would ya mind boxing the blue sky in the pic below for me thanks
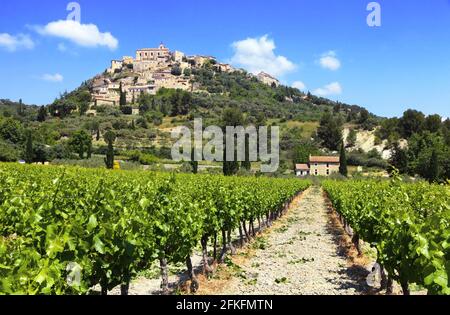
[0,0,449,118]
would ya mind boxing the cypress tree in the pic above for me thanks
[389,142,408,174]
[339,141,348,177]
[427,150,439,183]
[190,147,199,174]
[119,82,127,107]
[104,131,116,169]
[18,99,24,116]
[37,106,47,122]
[87,141,92,159]
[241,134,251,171]
[24,130,34,164]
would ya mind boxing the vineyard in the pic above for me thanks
[0,164,310,295]
[1,163,449,296]
[323,178,450,295]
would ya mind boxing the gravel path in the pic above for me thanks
[215,186,367,295]
[103,186,369,295]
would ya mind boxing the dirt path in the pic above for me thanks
[207,186,369,295]
[104,186,370,295]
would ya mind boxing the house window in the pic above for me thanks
[326,169,330,175]
[315,163,318,167]
[327,163,329,168]
[315,170,318,176]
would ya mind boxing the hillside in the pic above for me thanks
[1,44,449,180]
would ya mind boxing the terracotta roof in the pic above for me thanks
[309,156,340,163]
[295,164,310,170]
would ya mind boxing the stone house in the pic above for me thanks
[295,156,340,177]
[295,164,310,176]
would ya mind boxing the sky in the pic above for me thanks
[0,0,449,118]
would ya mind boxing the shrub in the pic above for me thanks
[0,140,19,162]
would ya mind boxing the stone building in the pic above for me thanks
[173,51,185,63]
[108,60,123,74]
[295,156,340,177]
[136,43,170,62]
[257,72,280,87]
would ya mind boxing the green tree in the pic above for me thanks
[339,142,348,177]
[190,147,199,174]
[37,106,47,122]
[138,93,153,114]
[407,131,446,180]
[171,65,182,76]
[78,102,90,116]
[399,109,425,138]
[294,141,320,163]
[170,90,191,116]
[119,82,127,107]
[183,68,192,77]
[222,108,243,176]
[17,99,24,116]
[333,104,341,114]
[0,140,19,162]
[0,118,25,144]
[317,111,343,151]
[443,119,450,146]
[424,114,442,133]
[104,131,116,169]
[241,134,251,171]
[76,90,92,116]
[24,130,34,164]
[346,129,357,148]
[427,150,439,183]
[389,142,408,174]
[69,130,92,159]
[34,143,53,164]
[358,109,369,124]
[376,118,400,141]
[49,99,76,118]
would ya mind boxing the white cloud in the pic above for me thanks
[35,20,118,50]
[292,81,306,91]
[0,33,35,52]
[230,35,297,78]
[318,51,341,71]
[41,73,64,82]
[313,82,342,96]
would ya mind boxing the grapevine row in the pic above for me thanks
[0,164,310,295]
[323,178,450,295]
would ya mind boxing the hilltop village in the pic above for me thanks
[90,43,280,107]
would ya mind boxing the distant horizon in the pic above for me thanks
[1,0,449,118]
